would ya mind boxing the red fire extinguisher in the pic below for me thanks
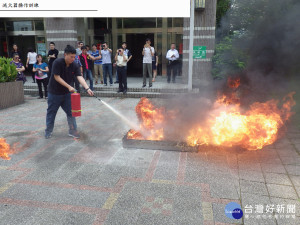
[71,92,81,117]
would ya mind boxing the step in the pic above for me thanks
[23,85,196,93]
[23,89,193,98]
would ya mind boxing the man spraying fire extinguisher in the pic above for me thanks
[45,45,94,139]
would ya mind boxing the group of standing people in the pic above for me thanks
[9,39,180,99]
[73,41,131,95]
[9,42,59,99]
[142,38,180,87]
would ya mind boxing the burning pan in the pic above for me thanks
[122,132,198,152]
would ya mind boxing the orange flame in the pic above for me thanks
[128,77,296,151]
[0,138,12,160]
[187,92,296,150]
[127,97,165,140]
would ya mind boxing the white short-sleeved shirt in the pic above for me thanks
[143,47,155,64]
[27,52,37,64]
[101,49,112,64]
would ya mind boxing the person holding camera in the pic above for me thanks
[90,44,103,85]
[115,48,128,94]
[142,38,155,87]
[101,42,113,86]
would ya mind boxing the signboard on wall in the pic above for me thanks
[37,43,46,56]
[193,46,206,59]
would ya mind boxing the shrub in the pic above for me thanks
[0,57,18,83]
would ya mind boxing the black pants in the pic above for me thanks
[28,64,35,82]
[117,66,127,91]
[167,61,178,82]
[37,78,48,98]
[71,75,81,93]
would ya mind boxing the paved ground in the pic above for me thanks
[0,95,300,225]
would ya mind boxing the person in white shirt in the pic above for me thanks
[166,43,180,83]
[26,47,37,83]
[115,48,128,94]
[142,38,155,87]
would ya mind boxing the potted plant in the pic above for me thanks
[0,56,24,109]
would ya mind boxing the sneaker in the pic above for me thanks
[45,132,52,139]
[68,130,80,139]
[123,89,127,94]
[149,84,152,87]
[104,84,107,86]
[142,85,146,88]
[101,81,104,84]
[110,84,113,86]
[117,90,123,93]
[45,97,48,99]
[37,96,43,99]
[95,81,98,85]
[114,81,119,84]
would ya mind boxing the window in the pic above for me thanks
[117,18,122,29]
[6,21,33,31]
[0,21,5,31]
[34,20,44,31]
[123,18,156,28]
[173,18,183,27]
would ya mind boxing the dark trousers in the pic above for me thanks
[28,64,35,82]
[103,63,113,85]
[45,92,77,134]
[72,75,81,93]
[36,78,48,98]
[117,66,127,91]
[167,61,178,82]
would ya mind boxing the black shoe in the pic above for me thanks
[45,132,52,139]
[37,96,43,99]
[117,90,123,93]
[142,85,146,88]
[149,84,152,87]
[123,90,127,94]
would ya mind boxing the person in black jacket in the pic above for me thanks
[79,46,94,91]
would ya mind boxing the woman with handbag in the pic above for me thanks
[33,54,49,99]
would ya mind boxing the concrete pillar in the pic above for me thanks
[45,18,78,57]
[182,0,217,87]
[162,18,168,76]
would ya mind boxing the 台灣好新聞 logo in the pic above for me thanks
[225,202,243,219]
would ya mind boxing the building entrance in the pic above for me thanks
[8,35,35,63]
[126,33,154,77]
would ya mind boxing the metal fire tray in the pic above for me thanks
[122,133,198,152]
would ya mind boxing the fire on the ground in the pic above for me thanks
[127,78,296,151]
